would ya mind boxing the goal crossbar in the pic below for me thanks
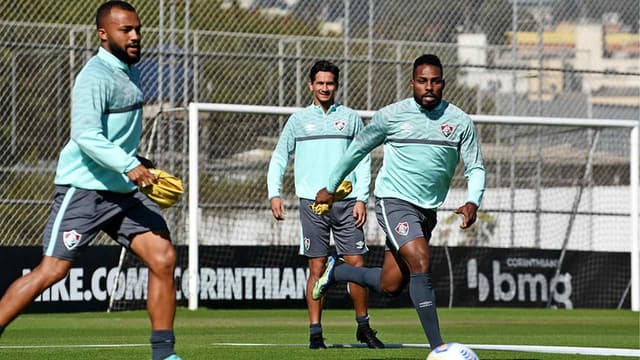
[187,102,639,311]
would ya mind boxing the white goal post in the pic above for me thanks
[187,102,639,311]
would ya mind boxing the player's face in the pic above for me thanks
[411,64,445,111]
[98,8,142,64]
[309,71,337,107]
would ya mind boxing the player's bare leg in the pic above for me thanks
[306,256,327,349]
[0,256,71,333]
[130,230,178,360]
[397,236,443,349]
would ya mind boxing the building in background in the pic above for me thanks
[458,12,639,118]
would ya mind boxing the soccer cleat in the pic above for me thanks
[356,325,384,349]
[163,355,182,360]
[311,256,336,300]
[309,333,327,349]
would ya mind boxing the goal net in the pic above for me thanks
[108,103,639,312]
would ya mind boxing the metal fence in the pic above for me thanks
[0,0,638,246]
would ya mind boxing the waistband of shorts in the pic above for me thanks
[375,197,437,213]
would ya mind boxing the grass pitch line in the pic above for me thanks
[211,342,640,357]
[0,343,147,350]
[468,344,640,358]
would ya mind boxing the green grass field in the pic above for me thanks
[0,308,638,359]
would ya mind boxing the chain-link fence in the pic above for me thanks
[1,0,638,247]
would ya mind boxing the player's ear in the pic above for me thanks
[308,81,314,91]
[97,27,108,41]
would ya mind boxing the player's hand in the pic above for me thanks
[270,197,286,221]
[454,202,478,229]
[314,188,334,208]
[127,164,157,189]
[353,201,366,228]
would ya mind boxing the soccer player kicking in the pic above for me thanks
[0,2,181,359]
[312,54,486,352]
[267,60,384,349]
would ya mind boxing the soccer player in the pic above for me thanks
[312,54,486,352]
[0,2,181,359]
[267,60,384,349]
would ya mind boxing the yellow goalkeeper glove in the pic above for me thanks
[141,169,184,209]
[310,180,352,216]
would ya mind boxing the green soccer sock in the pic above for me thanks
[150,329,175,360]
[409,273,443,349]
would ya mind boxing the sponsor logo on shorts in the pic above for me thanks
[63,230,82,250]
[394,222,409,236]
[333,120,346,131]
[355,240,365,249]
[440,124,455,137]
[304,237,311,251]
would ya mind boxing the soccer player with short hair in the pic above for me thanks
[312,54,486,353]
[0,2,181,359]
[267,60,384,349]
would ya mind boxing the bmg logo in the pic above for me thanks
[466,258,573,308]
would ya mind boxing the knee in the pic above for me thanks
[44,267,70,284]
[404,250,431,273]
[147,244,176,275]
[409,258,430,273]
[307,258,327,280]
[342,256,364,267]
[34,261,70,286]
[380,285,404,297]
[380,279,405,297]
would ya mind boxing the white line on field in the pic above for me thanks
[211,342,640,357]
[0,343,147,349]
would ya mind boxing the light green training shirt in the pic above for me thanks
[327,98,485,209]
[55,47,142,192]
[267,103,371,202]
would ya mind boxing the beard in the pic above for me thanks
[414,93,441,111]
[108,41,141,65]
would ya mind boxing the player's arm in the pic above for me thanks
[316,111,387,205]
[70,74,141,177]
[455,118,486,229]
[351,113,372,203]
[267,116,296,220]
[351,114,371,227]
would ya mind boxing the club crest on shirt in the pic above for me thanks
[440,124,455,138]
[333,120,346,131]
[63,230,82,250]
[304,237,311,251]
[394,222,409,236]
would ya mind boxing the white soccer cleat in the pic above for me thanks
[311,256,336,300]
